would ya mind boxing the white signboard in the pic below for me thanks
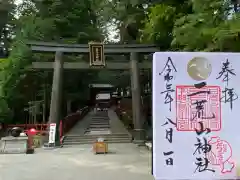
[152,52,240,180]
[48,123,56,144]
[96,93,110,100]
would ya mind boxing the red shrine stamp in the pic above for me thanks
[176,85,221,131]
[207,136,235,174]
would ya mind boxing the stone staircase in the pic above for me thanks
[63,110,132,145]
[63,134,133,145]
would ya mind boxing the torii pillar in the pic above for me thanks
[130,52,145,144]
[48,51,63,146]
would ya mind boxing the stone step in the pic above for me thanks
[90,125,109,126]
[90,123,109,125]
[65,134,131,139]
[85,129,111,134]
[91,119,109,120]
[63,141,132,145]
[91,121,109,122]
[63,138,132,145]
[91,119,108,121]
[92,116,108,117]
[91,118,109,119]
[85,130,110,132]
[90,121,110,124]
[88,126,110,128]
[91,117,109,119]
[86,129,110,132]
[88,126,110,127]
[91,117,108,119]
[86,129,110,131]
[85,130,111,133]
[88,124,109,126]
[90,121,109,122]
[92,116,108,118]
[92,117,109,119]
[64,136,132,141]
[90,122,109,124]
[91,120,109,121]
[93,116,108,117]
[90,122,110,126]
[89,124,109,126]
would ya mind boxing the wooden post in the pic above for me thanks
[42,84,46,123]
[130,52,145,144]
[67,99,71,114]
[33,101,37,124]
[48,51,63,146]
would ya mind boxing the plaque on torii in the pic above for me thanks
[89,42,105,67]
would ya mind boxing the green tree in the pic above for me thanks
[140,0,240,52]
[0,0,107,123]
[140,0,191,50]
[100,0,149,42]
[0,0,16,54]
[172,0,240,51]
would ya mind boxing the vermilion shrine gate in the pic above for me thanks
[27,41,157,145]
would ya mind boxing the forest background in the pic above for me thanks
[0,0,239,123]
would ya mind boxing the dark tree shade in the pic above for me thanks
[0,46,8,58]
[126,23,139,41]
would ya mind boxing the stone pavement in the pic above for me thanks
[0,143,154,180]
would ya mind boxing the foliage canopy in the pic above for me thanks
[0,0,239,123]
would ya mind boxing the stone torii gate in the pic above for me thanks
[27,41,157,145]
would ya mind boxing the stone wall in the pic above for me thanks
[116,96,152,140]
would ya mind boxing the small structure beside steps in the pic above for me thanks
[0,136,28,154]
[0,127,35,154]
